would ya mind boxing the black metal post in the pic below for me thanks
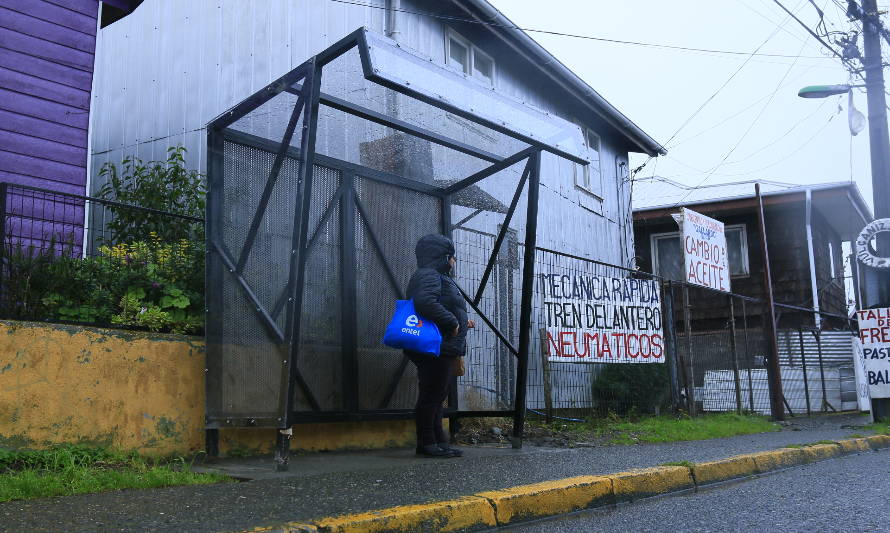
[682,284,696,415]
[741,298,756,412]
[512,150,541,449]
[662,281,683,412]
[728,296,743,414]
[341,174,358,413]
[755,183,785,421]
[798,328,812,416]
[205,428,219,458]
[278,61,323,471]
[813,329,836,413]
[0,183,7,310]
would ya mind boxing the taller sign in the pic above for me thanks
[674,208,731,292]
[857,307,890,399]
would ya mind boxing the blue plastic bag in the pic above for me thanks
[382,299,442,356]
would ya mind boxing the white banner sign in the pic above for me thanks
[677,208,731,292]
[857,307,890,399]
[853,338,873,413]
[540,273,664,364]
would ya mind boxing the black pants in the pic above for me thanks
[407,352,454,447]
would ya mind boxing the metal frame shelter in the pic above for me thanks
[205,27,587,470]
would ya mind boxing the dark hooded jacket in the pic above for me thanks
[406,234,468,358]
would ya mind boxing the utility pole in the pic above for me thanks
[844,0,890,419]
[859,0,890,307]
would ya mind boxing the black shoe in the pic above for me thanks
[437,442,463,457]
[415,444,459,458]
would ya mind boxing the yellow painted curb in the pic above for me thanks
[312,496,496,533]
[476,475,612,525]
[798,443,842,463]
[239,436,888,533]
[838,438,871,453]
[692,455,758,485]
[747,448,805,473]
[609,466,694,502]
[865,434,890,449]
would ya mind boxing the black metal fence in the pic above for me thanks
[0,182,205,334]
[513,247,860,421]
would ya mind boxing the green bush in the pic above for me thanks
[96,146,205,243]
[0,147,205,334]
[591,363,672,415]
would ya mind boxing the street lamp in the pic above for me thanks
[797,84,863,98]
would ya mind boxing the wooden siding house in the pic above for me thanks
[0,0,138,250]
[632,178,872,329]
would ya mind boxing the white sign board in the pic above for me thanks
[676,208,731,292]
[856,307,890,399]
[853,338,874,415]
[540,273,664,364]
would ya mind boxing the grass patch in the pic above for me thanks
[864,422,890,435]
[0,445,230,502]
[849,433,864,438]
[660,460,694,468]
[594,413,779,445]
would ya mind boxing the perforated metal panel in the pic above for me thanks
[208,132,448,423]
[354,178,442,410]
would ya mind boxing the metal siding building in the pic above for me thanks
[89,0,659,266]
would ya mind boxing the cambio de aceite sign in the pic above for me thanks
[856,307,890,399]
[541,272,664,364]
[677,208,731,292]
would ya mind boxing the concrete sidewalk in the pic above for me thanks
[0,414,872,533]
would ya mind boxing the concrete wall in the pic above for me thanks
[0,320,413,455]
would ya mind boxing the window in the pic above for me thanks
[446,30,496,86]
[574,128,602,197]
[650,224,750,280]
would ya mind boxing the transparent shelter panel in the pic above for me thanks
[451,159,529,412]
[363,30,588,161]
[228,89,306,150]
[314,103,495,188]
[318,45,533,162]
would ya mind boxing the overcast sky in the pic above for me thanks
[490,0,879,212]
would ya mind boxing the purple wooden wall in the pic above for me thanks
[0,0,99,196]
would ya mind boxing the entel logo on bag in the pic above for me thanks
[401,314,423,337]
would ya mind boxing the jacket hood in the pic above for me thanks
[415,234,455,273]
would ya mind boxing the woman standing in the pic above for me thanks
[406,234,474,458]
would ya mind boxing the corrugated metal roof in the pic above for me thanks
[632,176,857,211]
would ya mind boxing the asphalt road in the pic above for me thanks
[503,448,890,533]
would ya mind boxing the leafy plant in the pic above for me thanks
[96,146,205,244]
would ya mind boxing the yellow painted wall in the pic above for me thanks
[0,320,414,456]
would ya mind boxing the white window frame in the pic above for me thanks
[445,29,496,86]
[650,224,750,279]
[574,128,603,197]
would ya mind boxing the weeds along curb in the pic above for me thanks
[242,436,890,533]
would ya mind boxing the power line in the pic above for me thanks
[669,62,821,148]
[670,30,814,205]
[720,97,831,165]
[329,0,837,61]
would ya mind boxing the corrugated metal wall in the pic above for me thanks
[89,0,636,264]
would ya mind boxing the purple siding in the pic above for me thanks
[0,0,98,195]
